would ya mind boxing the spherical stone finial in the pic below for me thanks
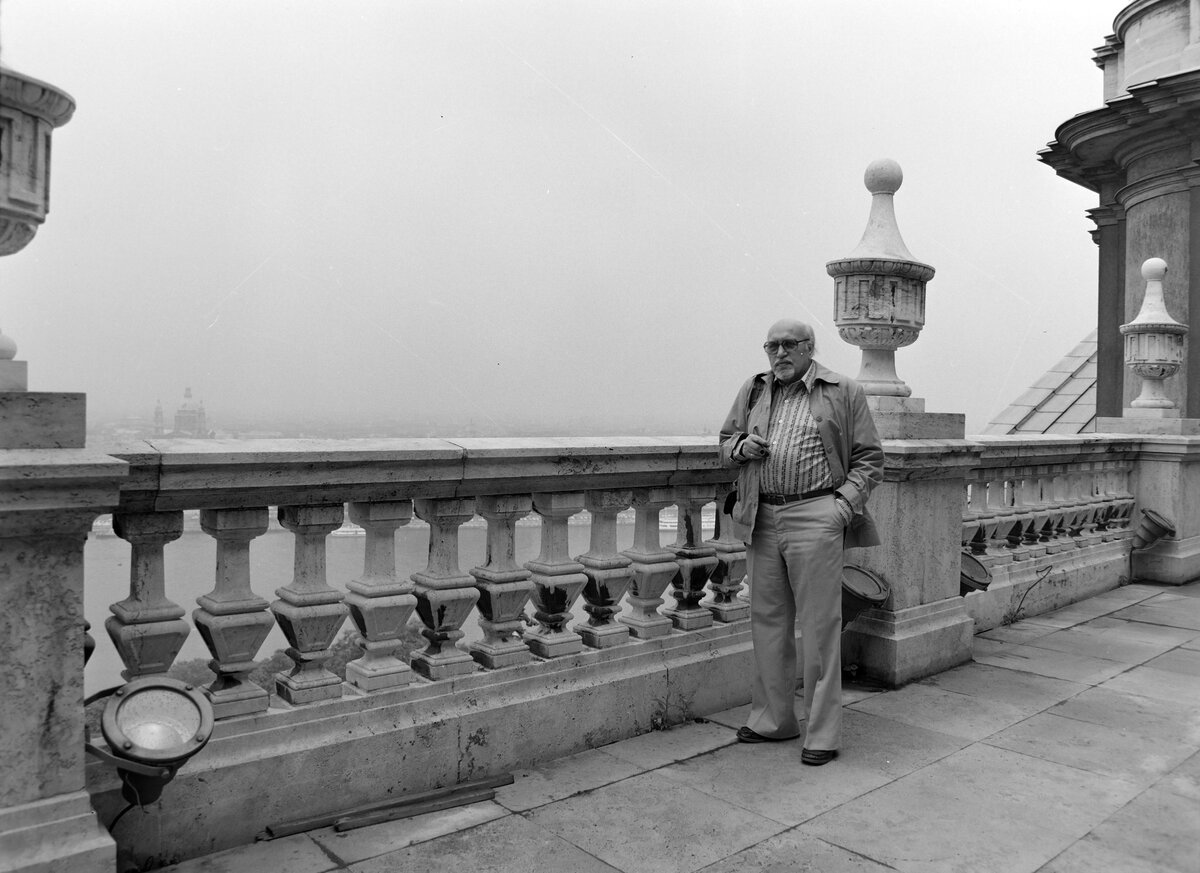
[1142,257,1167,282]
[864,158,903,195]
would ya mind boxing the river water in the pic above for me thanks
[83,514,713,693]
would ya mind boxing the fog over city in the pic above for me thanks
[1,1,1119,437]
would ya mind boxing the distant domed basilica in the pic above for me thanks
[153,387,214,438]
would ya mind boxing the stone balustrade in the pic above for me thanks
[961,435,1138,565]
[3,431,1174,870]
[93,438,738,711]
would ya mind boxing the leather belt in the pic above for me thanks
[759,488,837,505]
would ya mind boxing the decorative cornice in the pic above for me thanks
[0,66,75,128]
[825,257,935,282]
[1041,70,1200,191]
[1117,168,1193,209]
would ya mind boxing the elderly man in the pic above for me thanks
[719,318,883,765]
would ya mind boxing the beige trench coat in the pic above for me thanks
[719,362,884,548]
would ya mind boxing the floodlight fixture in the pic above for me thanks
[86,675,214,810]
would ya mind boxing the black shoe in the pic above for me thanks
[801,748,838,765]
[737,726,793,743]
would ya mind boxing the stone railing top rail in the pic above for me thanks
[99,436,731,512]
[86,432,1180,512]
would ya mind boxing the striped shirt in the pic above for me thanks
[760,365,834,495]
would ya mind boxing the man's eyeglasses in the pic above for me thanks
[763,339,811,355]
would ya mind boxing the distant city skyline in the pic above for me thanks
[3,1,1121,435]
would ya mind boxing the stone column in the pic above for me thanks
[106,511,190,678]
[576,490,634,649]
[524,493,589,658]
[411,498,479,679]
[194,507,274,717]
[271,504,348,704]
[1088,195,1127,419]
[663,486,717,631]
[618,488,678,639]
[469,495,535,669]
[343,500,416,691]
[705,483,749,622]
[841,443,981,687]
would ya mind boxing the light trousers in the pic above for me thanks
[745,495,845,750]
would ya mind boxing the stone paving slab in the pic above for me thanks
[1080,783,1200,873]
[976,622,1058,645]
[695,829,896,872]
[593,718,738,770]
[1144,644,1200,675]
[657,709,967,828]
[494,747,644,813]
[917,661,1086,711]
[1047,683,1200,747]
[311,801,510,866]
[1111,599,1200,630]
[346,813,622,873]
[162,833,339,873]
[1159,748,1200,801]
[798,744,1142,873]
[1100,663,1200,703]
[525,769,787,873]
[985,711,1192,786]
[846,680,1034,741]
[1037,834,1180,873]
[972,640,1129,684]
[1020,620,1193,663]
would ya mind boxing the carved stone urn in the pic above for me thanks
[0,64,75,256]
[826,159,934,397]
[1121,257,1187,412]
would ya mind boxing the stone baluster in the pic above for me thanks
[576,490,634,648]
[469,495,535,668]
[705,483,749,622]
[271,504,348,704]
[107,511,189,678]
[664,486,718,630]
[194,508,273,717]
[619,488,679,639]
[981,475,1017,561]
[962,475,987,553]
[524,493,589,658]
[1010,477,1045,560]
[411,498,479,679]
[344,500,416,691]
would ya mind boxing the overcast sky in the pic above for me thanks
[1,1,1122,435]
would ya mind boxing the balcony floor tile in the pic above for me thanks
[984,711,1195,786]
[971,642,1128,685]
[593,718,738,770]
[656,709,967,827]
[1021,622,1192,664]
[694,828,897,873]
[798,744,1142,873]
[1081,783,1200,873]
[494,748,644,813]
[1037,834,1181,873]
[916,660,1086,711]
[162,833,340,873]
[846,681,1033,741]
[1099,663,1200,704]
[524,769,787,873]
[1046,684,1200,749]
[347,813,622,873]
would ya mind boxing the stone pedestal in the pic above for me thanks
[0,443,126,872]
[1122,434,1200,585]
[840,441,980,686]
[868,397,966,440]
